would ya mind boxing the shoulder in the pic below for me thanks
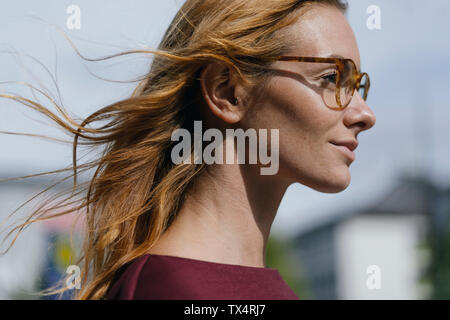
[105,254,300,300]
[105,254,203,300]
[105,254,151,300]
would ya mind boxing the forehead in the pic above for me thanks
[283,5,361,70]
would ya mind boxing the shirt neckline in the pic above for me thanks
[144,253,280,272]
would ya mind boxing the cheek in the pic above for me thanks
[243,77,341,178]
[248,77,330,145]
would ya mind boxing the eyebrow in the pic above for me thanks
[325,54,346,59]
[326,54,362,73]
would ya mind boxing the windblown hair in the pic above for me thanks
[0,0,347,299]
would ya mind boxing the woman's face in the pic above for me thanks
[241,4,376,193]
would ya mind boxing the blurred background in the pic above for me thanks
[0,0,449,299]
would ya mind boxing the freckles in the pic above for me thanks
[262,77,335,137]
[269,83,309,121]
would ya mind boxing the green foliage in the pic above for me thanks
[431,225,450,299]
[265,233,312,299]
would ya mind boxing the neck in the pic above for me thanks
[147,162,291,268]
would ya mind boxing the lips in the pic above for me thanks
[330,140,358,152]
[330,140,358,162]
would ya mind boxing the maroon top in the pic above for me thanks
[105,254,299,300]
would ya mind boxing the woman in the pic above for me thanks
[2,0,375,299]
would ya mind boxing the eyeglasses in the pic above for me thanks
[267,56,370,110]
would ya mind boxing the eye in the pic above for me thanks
[321,71,337,84]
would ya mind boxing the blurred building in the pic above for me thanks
[0,179,47,299]
[292,173,447,299]
[0,175,82,299]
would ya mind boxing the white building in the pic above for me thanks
[292,175,438,299]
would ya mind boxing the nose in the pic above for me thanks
[343,92,376,134]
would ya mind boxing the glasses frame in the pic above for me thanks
[268,56,370,110]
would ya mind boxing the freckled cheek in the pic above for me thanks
[246,79,332,152]
[260,81,336,166]
[266,83,327,140]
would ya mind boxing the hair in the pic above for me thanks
[0,0,347,299]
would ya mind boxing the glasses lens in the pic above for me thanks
[321,64,340,109]
[338,60,357,108]
[358,73,370,100]
[323,81,338,109]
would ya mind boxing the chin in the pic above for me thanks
[291,168,351,194]
[318,170,351,193]
[317,180,350,193]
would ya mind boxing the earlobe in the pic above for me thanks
[199,63,244,124]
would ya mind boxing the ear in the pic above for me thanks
[199,62,247,124]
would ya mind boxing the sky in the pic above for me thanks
[0,0,449,238]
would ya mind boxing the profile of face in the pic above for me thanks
[240,4,377,193]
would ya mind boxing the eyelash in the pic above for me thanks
[321,71,337,84]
